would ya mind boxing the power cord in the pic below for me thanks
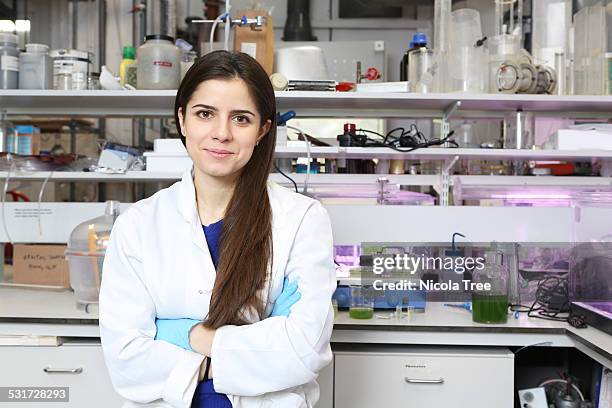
[510,277,586,326]
[356,124,458,152]
[273,163,298,193]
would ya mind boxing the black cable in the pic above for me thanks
[525,277,572,322]
[356,125,458,153]
[273,163,298,193]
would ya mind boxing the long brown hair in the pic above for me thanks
[174,51,277,328]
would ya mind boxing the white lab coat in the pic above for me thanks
[99,168,336,408]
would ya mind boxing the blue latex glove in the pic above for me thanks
[154,318,201,352]
[155,278,300,352]
[271,277,301,317]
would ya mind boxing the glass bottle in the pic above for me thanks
[472,249,509,324]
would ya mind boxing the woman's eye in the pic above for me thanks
[197,110,212,119]
[233,115,251,124]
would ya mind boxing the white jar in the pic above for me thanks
[137,34,180,89]
[50,49,92,90]
[19,43,53,89]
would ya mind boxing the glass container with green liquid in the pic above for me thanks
[349,284,374,320]
[471,250,509,324]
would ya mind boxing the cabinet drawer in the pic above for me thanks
[0,344,124,408]
[334,346,514,408]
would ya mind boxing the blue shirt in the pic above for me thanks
[192,220,231,408]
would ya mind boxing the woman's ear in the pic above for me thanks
[178,107,187,136]
[257,119,272,144]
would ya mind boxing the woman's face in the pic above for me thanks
[179,78,271,180]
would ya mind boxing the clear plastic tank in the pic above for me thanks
[66,201,120,304]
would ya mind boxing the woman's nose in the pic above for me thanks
[212,120,232,142]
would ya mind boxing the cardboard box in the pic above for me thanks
[233,10,274,75]
[13,244,70,288]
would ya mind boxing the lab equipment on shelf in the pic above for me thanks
[408,48,434,93]
[119,45,135,87]
[50,48,92,90]
[399,32,427,82]
[0,33,19,89]
[137,34,181,89]
[66,200,120,305]
[144,138,192,172]
[447,9,488,93]
[18,43,52,89]
[0,112,16,153]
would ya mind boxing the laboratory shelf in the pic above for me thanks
[0,170,438,186]
[276,146,612,160]
[3,90,612,117]
[3,171,612,191]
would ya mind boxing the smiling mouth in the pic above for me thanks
[205,148,234,158]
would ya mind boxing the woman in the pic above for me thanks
[99,51,336,408]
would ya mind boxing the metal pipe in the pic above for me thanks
[132,0,138,46]
[72,0,78,49]
[98,0,107,202]
[98,0,106,70]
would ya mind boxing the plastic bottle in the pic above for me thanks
[19,44,53,89]
[0,33,19,89]
[400,32,427,82]
[119,45,135,87]
[136,35,180,89]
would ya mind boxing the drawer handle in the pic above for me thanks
[404,377,444,384]
[43,367,83,374]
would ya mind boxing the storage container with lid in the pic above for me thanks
[137,34,180,89]
[0,33,19,89]
[19,43,53,89]
[66,201,120,304]
[50,48,92,90]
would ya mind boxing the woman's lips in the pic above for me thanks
[205,148,234,159]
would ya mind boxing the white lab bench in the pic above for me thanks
[1,287,611,407]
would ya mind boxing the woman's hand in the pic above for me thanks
[271,277,301,317]
[154,318,201,352]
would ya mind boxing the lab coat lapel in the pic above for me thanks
[176,168,217,283]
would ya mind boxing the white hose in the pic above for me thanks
[209,12,228,52]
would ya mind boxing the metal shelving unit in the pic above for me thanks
[2,90,612,117]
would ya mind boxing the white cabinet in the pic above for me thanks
[334,346,514,408]
[316,358,334,408]
[0,343,124,408]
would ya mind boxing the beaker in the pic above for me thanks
[448,46,489,93]
[349,285,374,319]
[408,48,434,93]
[447,9,488,93]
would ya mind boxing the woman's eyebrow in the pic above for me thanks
[191,104,255,116]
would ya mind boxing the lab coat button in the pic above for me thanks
[198,289,203,294]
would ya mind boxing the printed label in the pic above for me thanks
[153,60,173,68]
[241,43,257,59]
[1,55,18,72]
